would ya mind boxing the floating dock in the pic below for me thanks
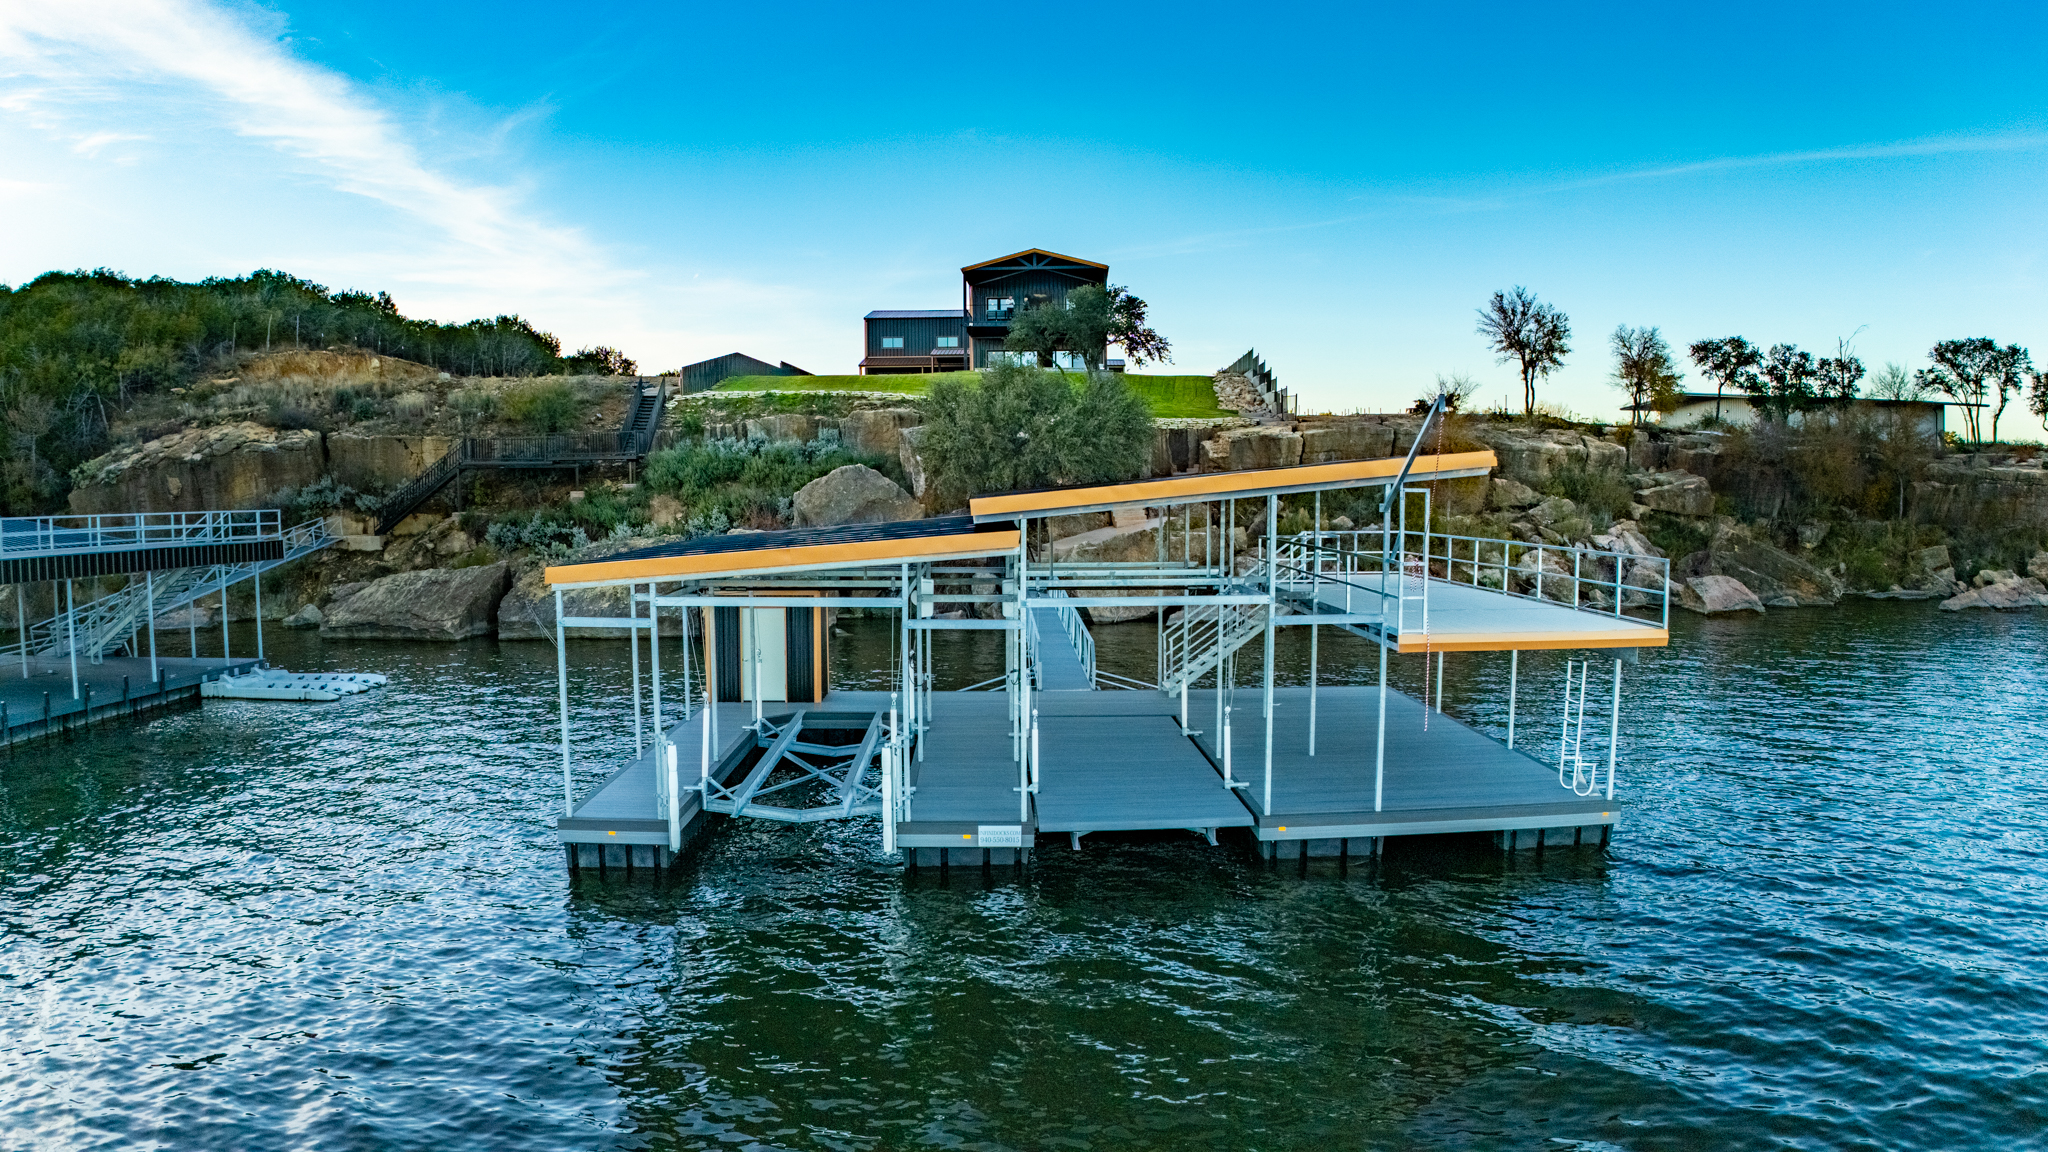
[544,406,1671,872]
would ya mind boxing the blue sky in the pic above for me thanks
[3,1,2046,422]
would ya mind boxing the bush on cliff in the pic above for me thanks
[918,364,1152,507]
[643,437,901,533]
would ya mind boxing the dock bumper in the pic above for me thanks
[1251,804,1620,842]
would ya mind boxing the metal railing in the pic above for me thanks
[1273,529,1672,628]
[1159,600,1265,695]
[0,509,281,558]
[1039,589,1096,686]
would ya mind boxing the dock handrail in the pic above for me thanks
[0,509,281,558]
[1040,589,1096,686]
[1273,529,1672,628]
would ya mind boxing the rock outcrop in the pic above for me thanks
[1634,471,1714,517]
[1219,426,1303,470]
[792,465,921,527]
[69,422,325,515]
[1941,573,2048,610]
[319,563,511,640]
[1677,574,1765,614]
[838,408,922,457]
[1695,522,1842,607]
[281,603,323,629]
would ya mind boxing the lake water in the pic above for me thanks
[1,603,2044,1150]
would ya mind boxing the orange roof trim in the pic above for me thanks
[969,451,1498,521]
[546,529,1022,586]
[959,248,1110,273]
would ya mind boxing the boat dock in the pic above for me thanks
[544,404,1670,873]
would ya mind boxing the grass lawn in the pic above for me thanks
[711,372,1231,418]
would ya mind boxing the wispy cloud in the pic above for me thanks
[0,0,633,301]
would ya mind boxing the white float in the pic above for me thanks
[201,666,388,702]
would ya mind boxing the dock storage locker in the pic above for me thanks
[713,605,826,704]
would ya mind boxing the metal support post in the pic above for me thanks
[146,572,158,684]
[1374,639,1387,812]
[630,582,644,752]
[16,585,25,678]
[1262,493,1275,818]
[1607,657,1622,801]
[1506,648,1518,748]
[1436,650,1445,713]
[650,580,664,755]
[253,570,264,663]
[189,580,197,658]
[65,581,78,700]
[220,577,230,663]
[1310,492,1320,756]
[555,588,571,816]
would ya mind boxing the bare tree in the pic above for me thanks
[1476,287,1570,416]
[1413,372,1478,413]
[1867,361,1929,401]
[1610,325,1683,425]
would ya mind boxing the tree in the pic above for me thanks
[1987,343,2032,444]
[1412,372,1477,414]
[1917,338,2013,444]
[1867,361,1930,401]
[562,346,638,376]
[1476,287,1570,416]
[2029,365,2048,433]
[1812,338,1866,406]
[1105,285,1170,367]
[918,362,1153,506]
[1610,325,1683,425]
[1746,343,1818,422]
[1002,284,1171,372]
[1687,336,1762,423]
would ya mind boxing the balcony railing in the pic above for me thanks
[0,510,283,558]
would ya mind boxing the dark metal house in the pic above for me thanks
[860,249,1111,374]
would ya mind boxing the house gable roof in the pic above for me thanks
[960,248,1108,275]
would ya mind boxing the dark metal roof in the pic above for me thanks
[596,515,1000,563]
[865,310,967,319]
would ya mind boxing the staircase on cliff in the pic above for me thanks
[373,378,669,534]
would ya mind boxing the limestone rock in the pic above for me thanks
[792,465,920,527]
[1593,520,1664,558]
[319,563,511,640]
[744,414,817,443]
[1707,526,1841,607]
[2029,551,2048,583]
[1974,568,2018,588]
[1221,427,1303,471]
[1677,574,1765,614]
[1049,518,1164,564]
[1941,576,2048,611]
[648,494,683,528]
[281,603,323,629]
[1489,477,1541,510]
[68,421,325,515]
[1914,544,1952,574]
[838,408,922,458]
[1635,473,1714,517]
[1527,496,1579,527]
[1797,522,1830,550]
[898,426,929,498]
[1199,438,1231,472]
[1299,421,1395,464]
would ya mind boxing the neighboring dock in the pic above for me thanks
[544,401,1671,874]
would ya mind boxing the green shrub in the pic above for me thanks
[918,364,1152,506]
[503,380,580,434]
[642,436,900,534]
[1542,460,1633,526]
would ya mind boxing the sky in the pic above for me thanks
[2,0,2046,423]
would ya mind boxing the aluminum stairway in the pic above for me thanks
[28,518,337,661]
[1158,599,1267,696]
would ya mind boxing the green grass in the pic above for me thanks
[710,371,1230,417]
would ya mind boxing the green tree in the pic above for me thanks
[1813,341,1866,406]
[1687,336,1762,423]
[1744,343,1818,423]
[1476,286,1570,416]
[1916,338,2021,444]
[1987,343,2031,444]
[1610,325,1683,425]
[918,362,1153,506]
[1105,285,1170,367]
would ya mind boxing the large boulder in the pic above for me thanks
[898,426,930,498]
[2029,551,2048,583]
[743,414,819,443]
[1706,526,1841,607]
[319,563,511,640]
[838,408,921,457]
[1677,574,1765,614]
[1299,421,1396,464]
[792,464,921,527]
[1489,477,1542,510]
[1634,472,1714,517]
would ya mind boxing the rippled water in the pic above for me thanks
[1,604,2044,1150]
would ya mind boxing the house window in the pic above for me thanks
[881,336,904,349]
[936,337,959,348]
[986,297,1014,318]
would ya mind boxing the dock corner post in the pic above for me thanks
[1507,648,1518,748]
[555,587,572,817]
[1606,656,1622,801]
[146,571,158,684]
[1374,638,1388,812]
[65,580,78,701]
[220,576,230,663]
[882,744,897,855]
[1436,649,1445,713]
[16,584,26,679]
[253,569,263,664]
[629,582,644,753]
[650,581,664,747]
